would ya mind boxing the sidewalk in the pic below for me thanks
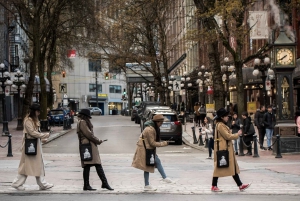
[0,118,72,157]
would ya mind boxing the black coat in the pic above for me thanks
[254,111,266,129]
[230,118,241,134]
[242,117,255,142]
[263,112,276,129]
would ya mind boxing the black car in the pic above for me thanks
[136,102,162,124]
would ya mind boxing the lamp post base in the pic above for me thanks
[2,121,9,136]
[16,118,24,130]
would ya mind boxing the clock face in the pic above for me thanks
[276,48,294,65]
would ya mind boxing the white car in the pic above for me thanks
[88,107,102,115]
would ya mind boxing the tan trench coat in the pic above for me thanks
[132,126,168,173]
[18,117,49,177]
[77,119,101,167]
[213,122,240,177]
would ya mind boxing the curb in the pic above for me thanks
[182,132,206,151]
[43,129,73,145]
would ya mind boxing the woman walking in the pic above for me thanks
[11,103,53,191]
[77,109,113,191]
[198,103,206,126]
[211,108,251,192]
[200,116,213,159]
[132,114,173,191]
[230,112,241,155]
[194,102,200,126]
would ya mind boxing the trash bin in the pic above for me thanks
[112,109,118,115]
[109,110,112,115]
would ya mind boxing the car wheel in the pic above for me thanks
[176,139,183,145]
[99,112,101,116]
[91,112,93,115]
[135,118,138,124]
[131,117,134,121]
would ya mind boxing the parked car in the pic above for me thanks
[140,106,171,132]
[89,107,102,115]
[48,109,70,126]
[136,102,162,124]
[143,109,183,145]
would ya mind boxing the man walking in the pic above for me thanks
[254,105,267,150]
[263,105,276,151]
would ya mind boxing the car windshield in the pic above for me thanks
[163,115,178,122]
[51,110,64,115]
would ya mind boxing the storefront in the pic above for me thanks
[88,94,108,115]
[108,98,123,115]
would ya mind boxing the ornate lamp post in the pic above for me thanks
[221,57,235,111]
[252,54,272,106]
[197,65,211,104]
[12,70,26,130]
[181,72,191,131]
[0,63,13,136]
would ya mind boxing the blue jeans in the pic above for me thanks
[144,155,167,186]
[233,138,239,153]
[265,129,274,147]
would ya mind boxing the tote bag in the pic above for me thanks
[142,134,156,166]
[25,134,37,155]
[80,142,93,161]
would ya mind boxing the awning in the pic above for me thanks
[109,98,123,103]
[88,98,107,103]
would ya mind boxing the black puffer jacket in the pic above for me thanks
[263,112,276,129]
[254,111,266,129]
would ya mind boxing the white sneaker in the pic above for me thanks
[162,178,174,183]
[12,185,25,191]
[206,157,212,159]
[40,183,54,190]
[144,185,157,191]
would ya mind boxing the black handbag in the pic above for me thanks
[25,133,37,155]
[79,141,93,161]
[142,134,156,166]
[77,120,93,161]
[216,124,229,168]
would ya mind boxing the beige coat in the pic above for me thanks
[77,119,101,167]
[213,122,240,177]
[18,117,49,177]
[132,126,168,173]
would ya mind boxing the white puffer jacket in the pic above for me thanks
[201,123,213,138]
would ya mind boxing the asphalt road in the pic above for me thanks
[0,194,299,201]
[42,115,200,154]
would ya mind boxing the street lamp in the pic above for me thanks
[0,63,13,136]
[181,72,190,131]
[252,54,272,106]
[221,57,235,111]
[197,65,211,104]
[11,70,26,130]
[168,75,177,106]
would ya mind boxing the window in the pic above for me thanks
[88,59,101,72]
[89,84,102,92]
[109,85,121,93]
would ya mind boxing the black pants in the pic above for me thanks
[83,164,108,185]
[245,141,252,153]
[208,138,214,157]
[258,128,266,147]
[212,174,242,187]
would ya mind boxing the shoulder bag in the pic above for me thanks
[216,123,229,168]
[142,134,156,166]
[77,120,93,161]
[25,133,38,155]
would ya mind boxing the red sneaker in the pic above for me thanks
[239,183,251,191]
[211,186,222,192]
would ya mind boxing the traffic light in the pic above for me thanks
[123,89,126,95]
[105,72,109,80]
[62,71,66,78]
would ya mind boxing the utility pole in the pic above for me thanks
[94,61,99,108]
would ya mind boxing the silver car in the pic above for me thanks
[88,107,102,115]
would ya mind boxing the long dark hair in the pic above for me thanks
[78,114,93,131]
[24,109,39,127]
[153,122,161,142]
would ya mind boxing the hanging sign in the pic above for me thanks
[248,11,269,39]
[265,80,271,90]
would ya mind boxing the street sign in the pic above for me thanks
[59,83,67,93]
[5,89,9,96]
[173,81,181,91]
[63,94,68,98]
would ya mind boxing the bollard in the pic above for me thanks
[63,119,67,130]
[198,128,204,146]
[275,134,282,158]
[252,135,259,158]
[238,135,245,156]
[7,134,13,157]
[191,127,198,144]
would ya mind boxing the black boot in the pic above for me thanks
[83,166,96,191]
[95,164,114,191]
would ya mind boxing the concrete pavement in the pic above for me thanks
[0,116,299,195]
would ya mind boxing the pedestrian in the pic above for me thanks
[254,105,267,150]
[200,116,213,159]
[241,111,255,156]
[180,101,185,112]
[11,103,53,191]
[132,114,173,191]
[263,105,276,150]
[198,103,206,126]
[194,102,200,126]
[230,112,241,155]
[295,110,300,137]
[211,108,251,192]
[77,109,113,191]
